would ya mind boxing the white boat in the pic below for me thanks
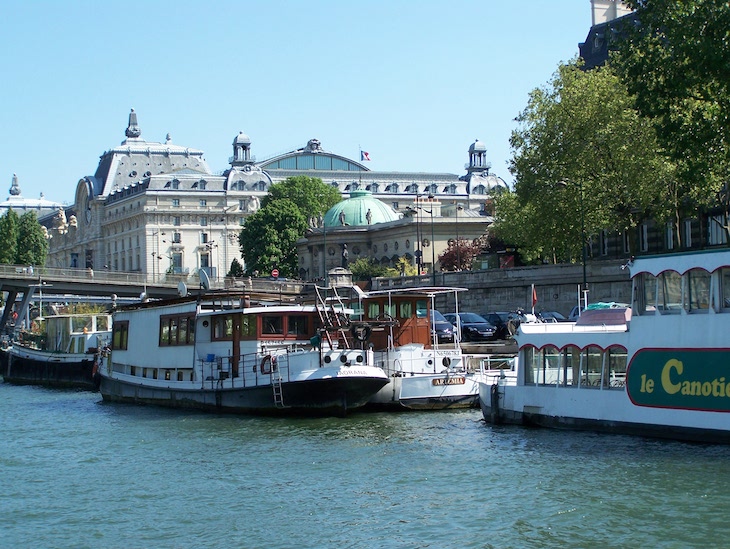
[98,288,389,416]
[2,313,111,389]
[358,287,506,410]
[479,249,730,443]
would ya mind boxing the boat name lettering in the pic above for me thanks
[432,376,465,386]
[338,369,371,377]
[628,350,730,412]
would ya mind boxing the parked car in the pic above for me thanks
[568,305,584,321]
[483,312,511,339]
[430,310,455,343]
[537,310,568,323]
[443,312,497,342]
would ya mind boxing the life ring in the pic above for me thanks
[350,324,372,342]
[260,354,277,375]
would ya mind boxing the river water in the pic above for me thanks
[2,383,730,549]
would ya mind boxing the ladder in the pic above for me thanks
[271,355,285,408]
[314,285,351,348]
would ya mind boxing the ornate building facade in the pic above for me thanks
[41,110,507,283]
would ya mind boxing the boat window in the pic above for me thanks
[722,268,730,311]
[638,273,658,315]
[212,315,234,341]
[659,271,682,314]
[384,303,397,318]
[582,346,603,388]
[240,314,256,338]
[130,366,136,376]
[523,347,537,385]
[164,370,171,381]
[685,268,710,313]
[287,315,308,336]
[177,371,183,381]
[112,321,129,350]
[367,302,380,319]
[416,300,427,318]
[96,316,109,331]
[537,345,560,385]
[559,347,581,386]
[72,316,92,333]
[262,315,283,335]
[607,346,627,388]
[160,314,196,345]
[399,301,413,319]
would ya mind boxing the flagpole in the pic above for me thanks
[531,283,536,316]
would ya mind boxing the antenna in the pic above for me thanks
[178,281,188,297]
[199,269,211,292]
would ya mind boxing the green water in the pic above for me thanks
[2,383,729,548]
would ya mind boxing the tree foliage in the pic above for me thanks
[263,175,341,223]
[615,0,730,214]
[227,258,245,278]
[238,199,307,278]
[438,238,482,271]
[498,61,671,262]
[16,212,49,266]
[0,209,20,264]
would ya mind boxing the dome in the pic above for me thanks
[323,190,400,228]
[233,131,251,145]
[469,139,487,153]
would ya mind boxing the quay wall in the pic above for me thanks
[372,260,632,316]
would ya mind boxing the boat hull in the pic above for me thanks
[367,373,480,410]
[99,374,388,416]
[479,381,730,444]
[2,346,99,390]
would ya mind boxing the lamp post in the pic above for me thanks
[454,203,463,271]
[427,194,436,285]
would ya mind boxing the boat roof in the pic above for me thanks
[631,248,730,277]
[363,287,468,298]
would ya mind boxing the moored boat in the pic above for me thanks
[2,313,111,390]
[98,288,389,416]
[480,249,730,443]
[358,287,503,410]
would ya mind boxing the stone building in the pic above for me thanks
[41,110,507,283]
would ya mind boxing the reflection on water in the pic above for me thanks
[2,384,730,548]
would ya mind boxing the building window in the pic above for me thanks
[666,222,674,250]
[172,199,180,207]
[200,217,208,227]
[684,219,693,248]
[173,216,181,226]
[171,252,183,273]
[173,232,181,243]
[600,230,608,256]
[709,215,728,246]
[201,233,209,244]
[199,180,207,190]
[622,231,630,254]
[640,223,649,252]
[171,179,180,190]
[200,199,207,207]
[392,202,399,210]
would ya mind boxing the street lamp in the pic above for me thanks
[558,180,588,307]
[454,203,463,271]
[426,194,436,285]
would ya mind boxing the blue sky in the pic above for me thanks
[1,1,592,204]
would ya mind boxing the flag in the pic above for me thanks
[532,284,538,307]
[361,150,371,161]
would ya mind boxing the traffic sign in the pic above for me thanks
[271,268,279,278]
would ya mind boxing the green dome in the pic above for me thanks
[323,190,400,227]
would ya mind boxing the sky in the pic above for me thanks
[1,1,593,205]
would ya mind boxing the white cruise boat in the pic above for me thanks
[98,286,388,416]
[479,249,730,443]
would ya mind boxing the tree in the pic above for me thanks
[227,258,245,278]
[500,61,670,262]
[16,211,49,266]
[263,175,341,223]
[0,209,19,264]
[438,238,482,271]
[238,199,307,278]
[615,0,730,219]
[349,258,394,280]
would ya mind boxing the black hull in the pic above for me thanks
[2,350,99,391]
[100,376,388,416]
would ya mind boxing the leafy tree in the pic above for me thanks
[438,238,482,271]
[615,0,730,220]
[0,209,19,264]
[238,199,307,278]
[263,175,341,222]
[501,61,670,262]
[349,258,393,280]
[16,211,48,266]
[227,258,245,278]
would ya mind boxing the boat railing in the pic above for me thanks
[200,350,293,390]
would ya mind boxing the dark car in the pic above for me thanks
[443,312,497,342]
[537,311,568,323]
[430,310,455,343]
[483,311,511,339]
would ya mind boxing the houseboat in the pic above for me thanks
[480,249,730,443]
[2,313,111,389]
[98,288,389,416]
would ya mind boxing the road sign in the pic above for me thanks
[271,268,279,278]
